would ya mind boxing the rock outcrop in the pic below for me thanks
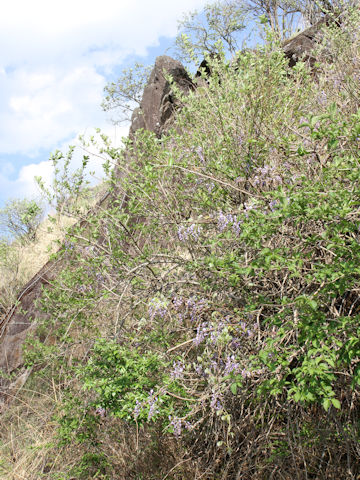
[129,55,194,139]
[0,259,60,376]
[282,16,335,67]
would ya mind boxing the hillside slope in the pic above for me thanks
[1,11,360,479]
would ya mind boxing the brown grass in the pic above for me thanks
[0,215,76,312]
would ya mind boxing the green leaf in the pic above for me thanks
[323,398,331,411]
[308,299,317,310]
[230,383,237,395]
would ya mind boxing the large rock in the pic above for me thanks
[0,258,60,378]
[129,55,194,138]
[282,16,332,67]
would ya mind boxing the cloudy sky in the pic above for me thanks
[0,0,209,207]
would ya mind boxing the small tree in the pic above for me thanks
[175,0,357,62]
[36,146,91,219]
[0,198,44,242]
[244,0,302,38]
[292,0,358,25]
[245,1,358,35]
[175,0,248,62]
[101,62,152,124]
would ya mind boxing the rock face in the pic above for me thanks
[194,17,330,80]
[282,17,331,67]
[0,258,60,384]
[129,55,194,138]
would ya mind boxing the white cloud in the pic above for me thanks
[0,0,208,156]
[56,124,130,184]
[0,65,105,155]
[0,1,208,66]
[17,161,54,197]
[0,160,52,202]
[0,123,129,203]
[0,0,208,205]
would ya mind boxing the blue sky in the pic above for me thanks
[0,0,210,207]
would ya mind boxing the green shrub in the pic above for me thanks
[16,8,360,479]
[0,198,44,241]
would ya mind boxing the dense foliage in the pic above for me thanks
[0,197,44,241]
[1,7,360,480]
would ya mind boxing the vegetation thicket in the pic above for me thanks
[1,3,360,479]
[103,0,357,125]
[0,198,48,311]
[0,144,109,312]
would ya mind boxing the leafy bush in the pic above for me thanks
[35,146,93,219]
[0,198,44,242]
[6,7,360,480]
[102,62,153,124]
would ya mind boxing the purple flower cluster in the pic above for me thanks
[238,319,257,338]
[147,390,159,421]
[239,321,246,332]
[210,391,222,411]
[133,400,142,420]
[351,70,360,83]
[217,211,241,236]
[318,90,327,106]
[230,338,241,350]
[332,72,345,88]
[169,415,182,436]
[210,320,226,344]
[241,368,251,379]
[178,223,202,242]
[195,146,206,164]
[64,239,75,249]
[253,165,282,189]
[64,239,75,253]
[186,297,207,322]
[77,284,92,294]
[95,272,105,284]
[172,296,183,310]
[83,265,105,287]
[194,364,203,375]
[193,315,237,347]
[171,361,184,379]
[224,355,240,375]
[194,322,209,345]
[210,358,222,374]
[149,298,168,320]
[269,200,278,212]
[217,212,233,232]
[184,420,193,431]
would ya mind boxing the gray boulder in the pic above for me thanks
[129,55,193,138]
[283,17,332,67]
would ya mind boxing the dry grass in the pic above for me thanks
[0,181,109,312]
[0,374,191,480]
[0,215,76,312]
[17,216,76,283]
[0,377,60,480]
